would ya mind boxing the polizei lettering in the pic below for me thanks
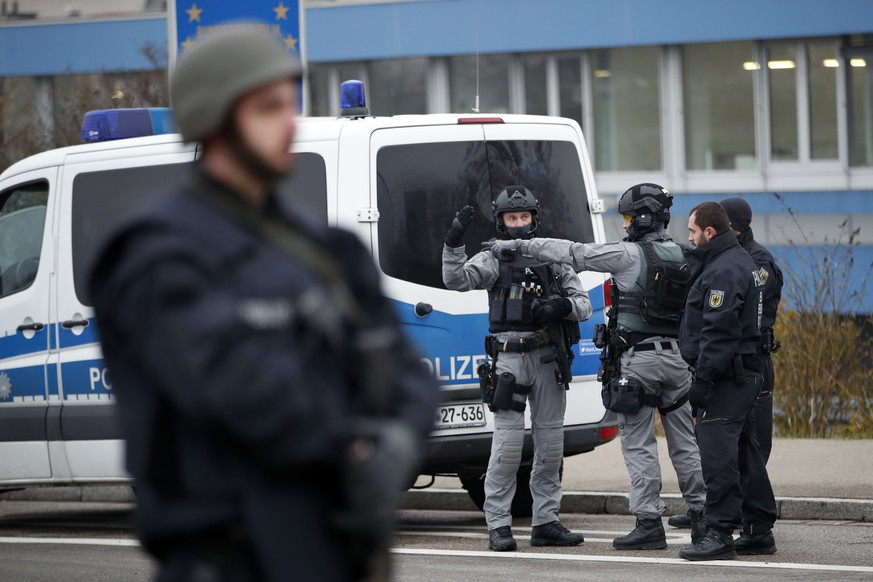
[421,354,487,381]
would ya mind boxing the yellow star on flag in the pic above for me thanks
[273,2,289,20]
[181,36,195,52]
[284,34,298,51]
[186,3,202,23]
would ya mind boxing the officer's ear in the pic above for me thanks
[704,225,717,242]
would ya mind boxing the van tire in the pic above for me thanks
[459,467,535,518]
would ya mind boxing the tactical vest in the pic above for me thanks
[488,255,564,333]
[615,241,690,338]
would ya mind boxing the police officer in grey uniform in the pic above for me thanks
[442,186,591,552]
[489,184,706,550]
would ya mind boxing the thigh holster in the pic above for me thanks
[491,372,530,412]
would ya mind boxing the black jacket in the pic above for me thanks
[89,171,438,580]
[680,230,762,382]
[737,228,783,331]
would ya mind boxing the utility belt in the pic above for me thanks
[758,327,781,355]
[720,353,762,379]
[485,330,552,354]
[630,339,678,353]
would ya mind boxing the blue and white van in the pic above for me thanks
[0,102,617,509]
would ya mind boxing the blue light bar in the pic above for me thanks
[340,80,369,117]
[81,108,176,143]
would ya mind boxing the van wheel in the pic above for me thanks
[458,467,534,518]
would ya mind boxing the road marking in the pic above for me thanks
[397,530,692,545]
[0,536,139,547]
[390,548,873,574]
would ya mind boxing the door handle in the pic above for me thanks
[17,322,45,332]
[61,319,90,329]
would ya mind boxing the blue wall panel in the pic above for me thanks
[0,18,166,76]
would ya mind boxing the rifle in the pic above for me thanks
[594,279,624,387]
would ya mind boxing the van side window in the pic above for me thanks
[275,152,328,225]
[376,140,594,288]
[72,163,193,306]
[0,181,49,298]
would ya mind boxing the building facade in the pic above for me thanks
[2,0,872,310]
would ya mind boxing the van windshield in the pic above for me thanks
[376,139,594,288]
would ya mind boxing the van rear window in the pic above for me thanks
[376,140,594,288]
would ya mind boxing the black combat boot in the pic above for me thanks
[667,510,692,528]
[612,517,667,550]
[735,529,777,555]
[488,526,517,552]
[678,528,737,561]
[689,509,706,545]
[530,521,584,547]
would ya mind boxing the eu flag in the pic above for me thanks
[169,1,303,63]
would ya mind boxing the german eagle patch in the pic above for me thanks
[708,290,725,308]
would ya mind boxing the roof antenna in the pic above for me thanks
[472,26,480,113]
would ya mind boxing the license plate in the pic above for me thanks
[435,402,487,429]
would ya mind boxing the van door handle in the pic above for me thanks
[414,302,434,318]
[17,322,45,332]
[62,318,90,329]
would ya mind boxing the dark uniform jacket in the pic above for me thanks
[679,230,761,383]
[737,228,783,338]
[89,171,438,581]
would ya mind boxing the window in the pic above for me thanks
[590,46,661,171]
[848,49,873,167]
[276,152,329,224]
[367,58,428,116]
[768,44,799,161]
[523,55,548,115]
[449,54,510,113]
[558,56,583,129]
[683,42,757,170]
[376,140,594,288]
[72,164,193,305]
[0,181,48,298]
[808,42,839,160]
[308,64,334,116]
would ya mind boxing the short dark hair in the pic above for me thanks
[690,202,730,234]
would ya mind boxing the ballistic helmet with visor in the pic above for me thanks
[170,27,303,142]
[493,185,540,239]
[617,182,673,241]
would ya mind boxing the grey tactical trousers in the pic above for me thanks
[617,338,706,519]
[483,343,566,529]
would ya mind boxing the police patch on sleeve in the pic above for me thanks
[708,289,725,308]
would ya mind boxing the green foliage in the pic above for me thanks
[772,194,873,437]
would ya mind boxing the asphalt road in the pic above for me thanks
[2,502,872,582]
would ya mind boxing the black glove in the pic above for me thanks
[533,297,572,324]
[445,205,474,248]
[688,378,714,410]
[335,420,418,549]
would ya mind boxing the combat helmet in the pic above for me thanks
[617,183,673,241]
[492,185,540,240]
[170,27,302,142]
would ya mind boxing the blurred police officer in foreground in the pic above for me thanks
[719,198,783,464]
[442,188,591,552]
[89,27,438,582]
[488,184,706,550]
[678,202,777,561]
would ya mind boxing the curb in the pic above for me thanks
[399,488,873,522]
[3,486,871,522]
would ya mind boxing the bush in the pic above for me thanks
[772,195,873,438]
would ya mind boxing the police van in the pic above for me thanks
[0,90,616,510]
